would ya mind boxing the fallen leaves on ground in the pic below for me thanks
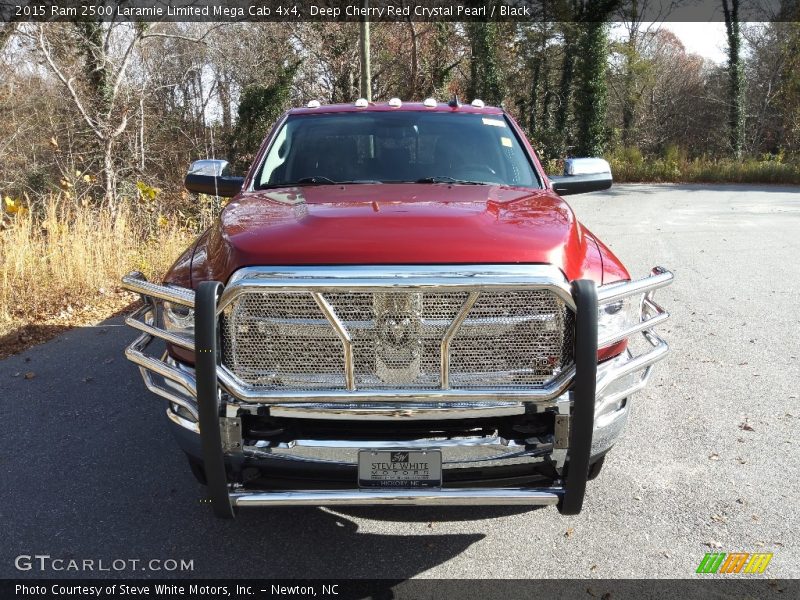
[739,419,755,432]
[0,294,136,360]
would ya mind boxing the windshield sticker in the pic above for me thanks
[500,136,513,147]
[482,118,506,127]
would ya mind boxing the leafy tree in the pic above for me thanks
[467,21,504,105]
[722,0,745,158]
[573,0,619,156]
[231,63,299,172]
[554,17,579,141]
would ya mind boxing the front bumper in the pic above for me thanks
[122,266,672,516]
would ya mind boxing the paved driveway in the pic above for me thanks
[1,184,798,579]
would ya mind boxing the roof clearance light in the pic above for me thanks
[471,99,485,108]
[423,98,437,108]
[306,100,321,109]
[388,97,402,108]
[355,98,369,108]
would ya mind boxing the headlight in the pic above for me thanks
[162,301,195,338]
[597,294,642,344]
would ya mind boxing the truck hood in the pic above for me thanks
[192,183,601,283]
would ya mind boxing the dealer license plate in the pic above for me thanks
[358,449,442,489]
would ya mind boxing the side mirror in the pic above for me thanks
[184,159,244,197]
[549,158,612,196]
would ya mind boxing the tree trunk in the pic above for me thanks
[139,95,145,171]
[540,46,553,130]
[621,56,636,146]
[555,32,575,137]
[529,55,541,134]
[407,19,419,100]
[359,3,371,101]
[102,137,116,213]
[575,20,610,157]
[217,70,233,161]
[468,22,504,105]
[573,0,621,156]
[621,31,638,146]
[723,0,745,159]
[620,1,642,147]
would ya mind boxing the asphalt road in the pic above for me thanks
[1,184,799,580]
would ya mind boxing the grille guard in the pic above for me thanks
[121,266,673,517]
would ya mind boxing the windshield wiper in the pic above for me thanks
[256,177,383,190]
[415,176,488,185]
[295,176,338,184]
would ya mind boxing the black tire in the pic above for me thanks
[587,456,605,481]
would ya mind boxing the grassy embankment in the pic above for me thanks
[543,149,800,184]
[608,147,800,184]
[0,195,192,358]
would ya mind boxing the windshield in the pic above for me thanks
[255,112,541,189]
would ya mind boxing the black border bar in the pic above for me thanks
[195,280,235,519]
[3,579,796,599]
[3,0,797,23]
[559,279,597,515]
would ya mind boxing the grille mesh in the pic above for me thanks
[221,287,573,391]
[449,290,573,388]
[221,293,345,389]
[325,291,469,389]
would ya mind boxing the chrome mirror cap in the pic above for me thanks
[185,159,243,198]
[550,158,613,196]
[187,159,230,177]
[564,158,611,176]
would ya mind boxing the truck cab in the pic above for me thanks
[122,98,672,517]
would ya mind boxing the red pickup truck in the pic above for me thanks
[122,98,672,518]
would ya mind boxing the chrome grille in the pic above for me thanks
[324,291,469,389]
[449,290,573,388]
[221,287,573,391]
[221,292,345,389]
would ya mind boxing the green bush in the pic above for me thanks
[606,146,800,184]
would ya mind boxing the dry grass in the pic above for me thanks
[606,147,800,184]
[0,196,193,357]
[542,150,800,184]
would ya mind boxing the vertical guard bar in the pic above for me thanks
[195,281,235,518]
[559,279,598,515]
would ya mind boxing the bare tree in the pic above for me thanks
[36,22,213,209]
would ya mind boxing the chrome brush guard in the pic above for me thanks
[122,265,672,517]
